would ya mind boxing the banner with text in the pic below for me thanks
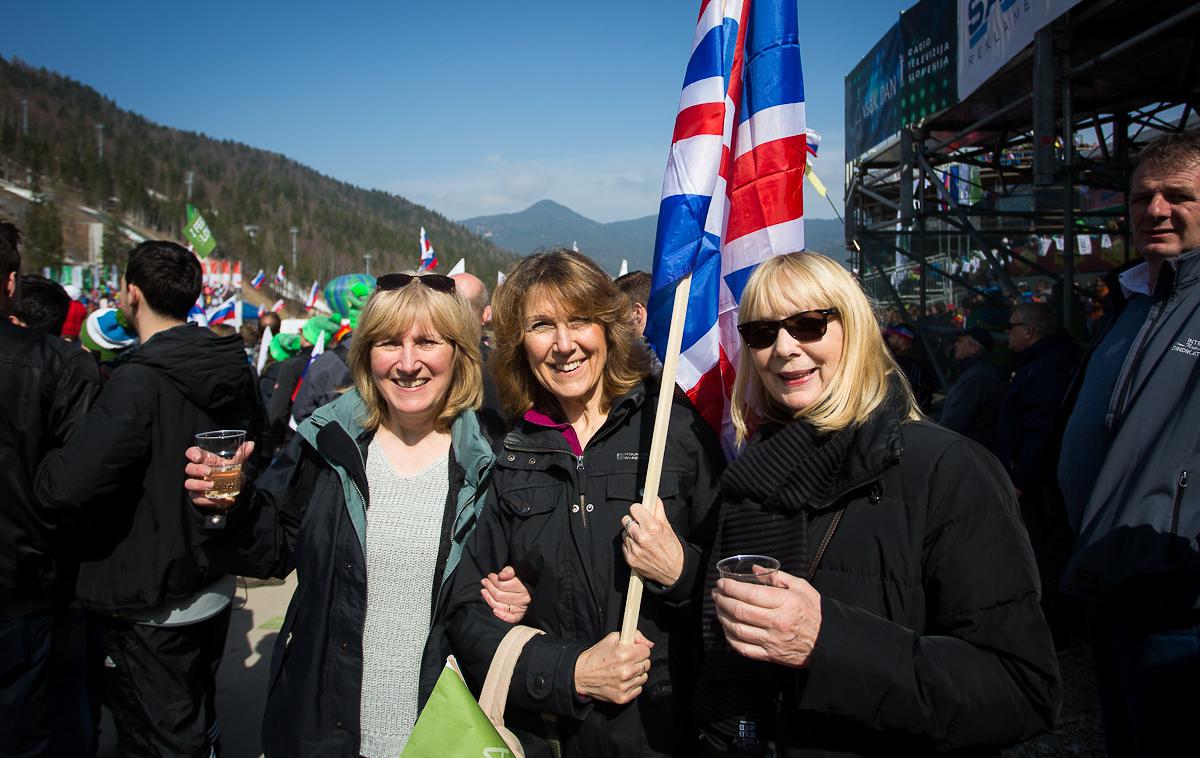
[845,21,904,159]
[957,0,1084,100]
[901,0,957,126]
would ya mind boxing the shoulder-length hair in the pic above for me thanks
[347,272,483,433]
[731,252,920,442]
[490,248,650,419]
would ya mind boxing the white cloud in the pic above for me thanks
[390,150,665,223]
[392,142,846,224]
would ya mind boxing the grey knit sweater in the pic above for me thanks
[358,440,449,757]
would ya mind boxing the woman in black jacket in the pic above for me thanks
[446,249,724,757]
[185,274,530,757]
[696,252,1060,757]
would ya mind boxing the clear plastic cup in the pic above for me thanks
[716,554,780,585]
[194,429,247,528]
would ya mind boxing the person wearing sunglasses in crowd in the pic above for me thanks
[445,248,724,757]
[183,272,531,757]
[694,252,1060,757]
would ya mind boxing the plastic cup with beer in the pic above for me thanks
[194,429,247,516]
[716,555,780,585]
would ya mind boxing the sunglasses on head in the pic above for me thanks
[376,273,456,293]
[737,308,839,349]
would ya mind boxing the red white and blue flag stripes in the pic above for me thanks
[646,0,807,447]
[419,227,438,271]
[250,269,266,289]
[275,265,286,285]
[305,280,320,310]
[206,296,238,325]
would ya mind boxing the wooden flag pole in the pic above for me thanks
[619,272,693,644]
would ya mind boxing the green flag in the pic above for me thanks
[183,204,217,259]
[401,660,514,757]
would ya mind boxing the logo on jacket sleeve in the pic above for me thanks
[1171,338,1200,358]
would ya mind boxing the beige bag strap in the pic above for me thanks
[479,625,545,756]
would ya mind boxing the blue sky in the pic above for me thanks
[2,1,911,223]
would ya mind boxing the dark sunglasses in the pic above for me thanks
[737,308,839,349]
[376,272,456,293]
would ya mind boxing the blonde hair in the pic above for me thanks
[731,252,920,442]
[491,248,649,419]
[347,273,483,433]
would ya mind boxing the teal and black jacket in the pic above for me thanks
[241,389,501,758]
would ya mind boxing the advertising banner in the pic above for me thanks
[901,0,957,126]
[957,0,1084,100]
[845,22,904,159]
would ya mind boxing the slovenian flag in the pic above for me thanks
[646,0,807,449]
[419,227,438,271]
[305,280,320,309]
[207,296,238,325]
[275,265,286,285]
[251,269,266,289]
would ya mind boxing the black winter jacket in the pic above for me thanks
[703,398,1060,757]
[994,336,1076,494]
[245,391,504,758]
[445,380,724,758]
[35,323,263,613]
[938,353,1003,451]
[0,322,98,619]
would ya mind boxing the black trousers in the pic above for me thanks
[102,605,232,758]
[0,606,95,758]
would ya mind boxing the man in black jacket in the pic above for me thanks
[36,241,264,758]
[938,326,1002,451]
[995,302,1076,640]
[0,222,99,756]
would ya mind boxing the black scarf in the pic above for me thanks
[694,418,855,745]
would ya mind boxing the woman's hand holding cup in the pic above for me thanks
[184,439,255,510]
[712,567,823,668]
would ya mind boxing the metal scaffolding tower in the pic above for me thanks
[844,0,1200,388]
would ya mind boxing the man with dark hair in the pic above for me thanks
[36,240,264,757]
[0,221,98,756]
[258,310,281,342]
[1058,130,1200,756]
[11,274,71,335]
[938,326,1002,451]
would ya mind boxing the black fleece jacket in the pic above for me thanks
[36,323,264,613]
[0,321,98,618]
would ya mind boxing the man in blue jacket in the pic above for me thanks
[1058,130,1200,758]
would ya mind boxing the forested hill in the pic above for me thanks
[0,56,516,286]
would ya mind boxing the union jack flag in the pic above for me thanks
[647,0,807,450]
[419,227,438,271]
